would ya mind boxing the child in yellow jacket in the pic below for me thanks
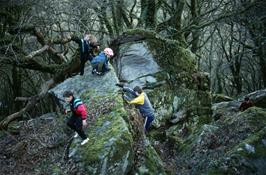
[123,86,154,131]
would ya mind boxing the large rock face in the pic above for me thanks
[212,88,266,120]
[165,89,266,175]
[112,30,212,128]
[114,42,161,87]
[0,64,167,175]
[49,65,166,174]
[206,107,266,175]
[110,30,266,175]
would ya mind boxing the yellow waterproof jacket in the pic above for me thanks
[123,87,154,117]
[128,92,145,105]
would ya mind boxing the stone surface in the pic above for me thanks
[50,64,165,174]
[212,94,234,103]
[112,30,212,129]
[113,43,161,88]
[238,88,266,108]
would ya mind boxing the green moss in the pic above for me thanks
[7,121,21,134]
[75,91,134,174]
[208,169,230,175]
[0,130,4,138]
[51,164,64,175]
[197,114,212,125]
[123,29,196,75]
[137,144,166,175]
[148,129,166,142]
[243,107,266,126]
[82,111,131,160]
[207,108,266,174]
[212,94,234,103]
[228,127,266,159]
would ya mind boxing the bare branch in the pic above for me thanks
[15,97,30,102]
[25,45,49,59]
[0,56,80,130]
[9,25,67,63]
[180,1,256,34]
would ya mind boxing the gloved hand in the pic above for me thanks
[115,83,124,88]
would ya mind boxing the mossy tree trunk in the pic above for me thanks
[171,0,185,39]
[145,0,156,29]
[11,66,22,112]
[248,29,266,87]
[216,23,244,95]
[111,0,131,35]
[94,0,114,38]
[190,0,200,54]
[138,0,156,29]
[239,0,266,88]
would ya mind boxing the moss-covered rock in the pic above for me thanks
[50,64,165,174]
[212,94,234,103]
[208,109,266,175]
[77,93,134,175]
[136,140,166,175]
[173,107,266,174]
[112,29,212,128]
[111,30,212,174]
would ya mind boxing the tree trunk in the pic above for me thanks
[257,44,266,87]
[12,66,22,111]
[145,0,156,28]
[138,0,148,27]
[172,0,185,40]
[191,0,200,53]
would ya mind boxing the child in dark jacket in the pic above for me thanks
[63,91,89,145]
[71,34,99,75]
[239,97,253,111]
[91,48,114,75]
[123,86,154,132]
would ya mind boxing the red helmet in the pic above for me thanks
[104,48,114,57]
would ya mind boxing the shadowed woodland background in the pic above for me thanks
[0,0,266,174]
[1,0,265,121]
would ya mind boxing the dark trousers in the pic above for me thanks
[80,59,87,75]
[92,62,104,72]
[143,114,154,131]
[67,116,87,140]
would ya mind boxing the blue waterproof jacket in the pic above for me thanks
[91,52,109,72]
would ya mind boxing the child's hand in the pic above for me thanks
[115,83,124,88]
[64,109,70,114]
[82,120,88,128]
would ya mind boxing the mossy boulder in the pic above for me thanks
[211,101,240,121]
[75,93,134,174]
[50,64,165,174]
[212,94,234,103]
[50,66,134,174]
[111,29,212,128]
[207,107,266,175]
[136,139,166,175]
[173,106,266,174]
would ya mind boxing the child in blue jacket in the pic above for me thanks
[91,48,114,75]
